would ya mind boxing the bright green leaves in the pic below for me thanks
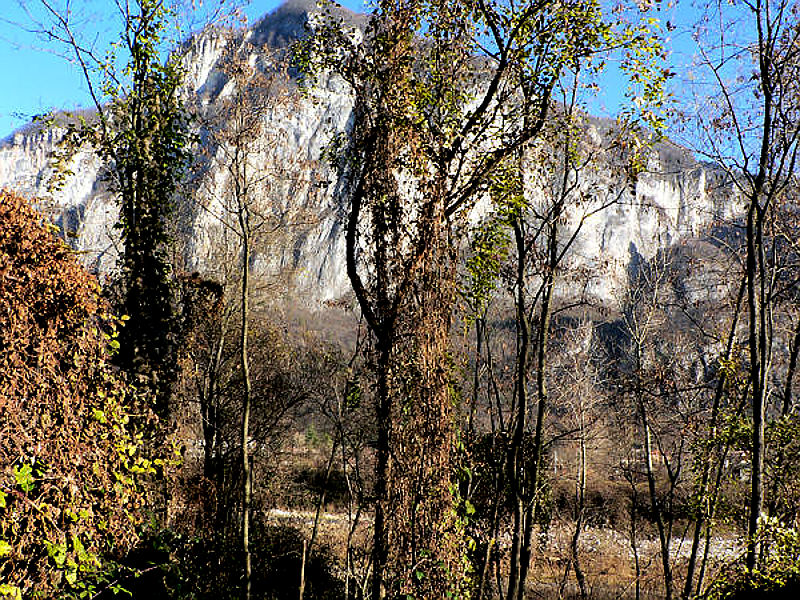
[12,464,35,494]
[463,218,510,320]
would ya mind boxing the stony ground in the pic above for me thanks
[266,509,743,599]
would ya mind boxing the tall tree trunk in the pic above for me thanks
[506,218,529,600]
[239,208,252,600]
[517,217,557,600]
[746,202,765,573]
[640,406,673,600]
[746,13,776,567]
[371,336,391,600]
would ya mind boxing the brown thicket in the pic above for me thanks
[0,189,148,595]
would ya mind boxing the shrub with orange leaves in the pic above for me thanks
[0,189,151,597]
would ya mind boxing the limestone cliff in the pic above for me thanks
[0,0,737,307]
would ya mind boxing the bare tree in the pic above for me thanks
[618,251,679,600]
[194,36,316,599]
[685,0,800,573]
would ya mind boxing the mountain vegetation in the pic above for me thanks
[2,1,800,600]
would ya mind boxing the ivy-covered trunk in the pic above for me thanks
[382,214,465,599]
[107,1,190,414]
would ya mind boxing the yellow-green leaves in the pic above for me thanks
[0,584,21,600]
[12,464,35,494]
[45,540,67,568]
[463,218,510,320]
[616,4,672,172]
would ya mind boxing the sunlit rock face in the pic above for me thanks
[0,0,735,307]
[552,135,740,302]
[0,124,117,274]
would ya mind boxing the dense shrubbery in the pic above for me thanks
[0,190,152,597]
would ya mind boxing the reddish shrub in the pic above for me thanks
[0,189,148,596]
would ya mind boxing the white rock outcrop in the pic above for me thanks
[0,0,736,306]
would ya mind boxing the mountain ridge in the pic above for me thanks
[0,0,738,307]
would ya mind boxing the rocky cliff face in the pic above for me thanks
[0,0,737,307]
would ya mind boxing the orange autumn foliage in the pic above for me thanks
[0,189,147,596]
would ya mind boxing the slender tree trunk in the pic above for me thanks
[475,537,494,600]
[684,276,746,598]
[782,316,800,416]
[469,317,484,434]
[508,177,562,600]
[239,207,252,600]
[203,316,228,482]
[746,14,776,567]
[631,324,673,600]
[641,409,673,600]
[515,205,559,600]
[371,337,391,600]
[300,438,339,600]
[480,447,506,600]
[506,218,529,600]
[746,203,765,573]
[299,539,307,600]
[630,480,641,600]
[572,413,588,600]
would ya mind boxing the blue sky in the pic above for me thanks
[0,0,695,141]
[0,1,365,139]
